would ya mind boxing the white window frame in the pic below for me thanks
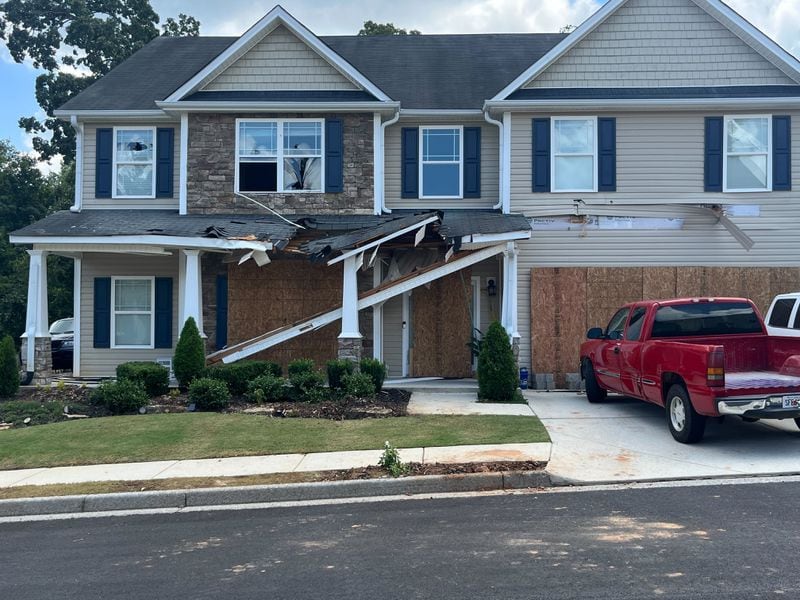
[234,118,325,194]
[551,116,598,193]
[111,276,155,349]
[112,126,157,199]
[723,114,772,193]
[419,125,464,200]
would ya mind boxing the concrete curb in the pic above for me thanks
[0,470,552,518]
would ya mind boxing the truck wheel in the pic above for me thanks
[582,359,607,404]
[666,384,706,444]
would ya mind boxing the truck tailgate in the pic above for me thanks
[724,371,800,392]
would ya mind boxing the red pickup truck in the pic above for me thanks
[580,298,800,443]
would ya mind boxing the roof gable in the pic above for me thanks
[493,0,800,100]
[166,6,391,102]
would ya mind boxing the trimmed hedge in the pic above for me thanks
[173,317,205,388]
[0,335,19,398]
[343,372,375,398]
[288,358,315,377]
[116,362,169,397]
[188,377,231,411]
[359,358,387,393]
[246,374,286,403]
[91,379,149,415]
[477,321,518,402]
[204,360,282,396]
[326,359,354,390]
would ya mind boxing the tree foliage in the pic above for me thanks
[477,321,518,402]
[358,20,421,36]
[0,0,200,162]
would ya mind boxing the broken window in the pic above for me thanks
[236,119,322,193]
[114,128,155,197]
[552,117,596,192]
[725,116,770,191]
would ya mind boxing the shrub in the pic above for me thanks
[288,358,315,377]
[289,369,326,402]
[188,377,231,411]
[342,372,376,398]
[116,362,169,397]
[378,441,409,477]
[173,317,205,388]
[0,335,19,398]
[359,358,387,393]
[91,379,149,415]
[326,359,354,390]
[0,400,65,426]
[477,321,518,402]
[204,361,282,396]
[246,374,286,403]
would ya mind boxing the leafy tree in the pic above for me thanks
[477,321,518,402]
[0,0,200,162]
[358,20,421,36]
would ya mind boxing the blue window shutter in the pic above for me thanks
[93,277,111,348]
[154,277,173,349]
[532,118,551,193]
[463,127,481,198]
[95,128,113,198]
[704,117,723,192]
[597,118,616,192]
[773,115,791,191]
[325,118,343,193]
[401,127,419,198]
[216,275,228,351]
[155,128,174,198]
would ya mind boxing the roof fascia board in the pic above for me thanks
[695,0,800,84]
[9,234,273,251]
[156,100,399,113]
[459,231,531,246]
[326,214,441,265]
[400,109,485,117]
[164,6,392,103]
[53,110,173,121]
[485,97,800,111]
[490,0,628,101]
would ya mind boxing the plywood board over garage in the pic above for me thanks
[531,266,800,388]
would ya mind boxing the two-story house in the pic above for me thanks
[11,0,800,388]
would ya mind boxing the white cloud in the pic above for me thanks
[725,0,800,58]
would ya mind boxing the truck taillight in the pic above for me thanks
[707,348,725,387]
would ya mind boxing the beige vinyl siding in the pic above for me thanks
[83,123,181,210]
[202,25,358,91]
[525,0,797,88]
[384,119,499,210]
[509,110,800,372]
[471,258,503,334]
[382,295,403,377]
[80,253,180,378]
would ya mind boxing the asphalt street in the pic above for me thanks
[1,480,798,599]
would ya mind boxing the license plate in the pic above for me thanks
[782,395,800,409]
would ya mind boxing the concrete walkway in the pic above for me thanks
[407,391,536,416]
[528,390,800,485]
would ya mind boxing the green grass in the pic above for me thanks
[0,413,549,470]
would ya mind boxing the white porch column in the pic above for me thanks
[338,254,362,362]
[181,249,202,333]
[23,249,51,381]
[72,255,82,377]
[372,259,383,361]
[501,242,520,352]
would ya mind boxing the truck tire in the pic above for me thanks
[665,384,706,443]
[582,359,607,404]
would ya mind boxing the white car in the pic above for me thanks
[765,293,800,337]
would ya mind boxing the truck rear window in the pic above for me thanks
[651,302,763,338]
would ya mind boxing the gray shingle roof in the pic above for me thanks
[58,33,567,111]
[507,85,800,100]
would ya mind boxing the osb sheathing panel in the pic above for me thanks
[227,258,343,372]
[410,270,472,378]
[530,266,800,385]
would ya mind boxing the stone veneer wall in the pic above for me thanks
[187,113,374,215]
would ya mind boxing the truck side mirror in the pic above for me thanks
[587,327,605,339]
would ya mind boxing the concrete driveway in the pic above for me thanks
[526,390,800,485]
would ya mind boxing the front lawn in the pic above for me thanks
[0,413,548,470]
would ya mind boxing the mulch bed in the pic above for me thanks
[327,460,547,480]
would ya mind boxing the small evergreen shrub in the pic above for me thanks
[287,358,315,377]
[0,400,65,426]
[359,358,387,393]
[204,360,282,396]
[188,377,231,411]
[116,362,169,397]
[326,359,354,390]
[246,374,286,403]
[0,335,20,398]
[289,369,326,402]
[342,372,376,398]
[477,321,518,402]
[173,317,205,388]
[91,379,149,415]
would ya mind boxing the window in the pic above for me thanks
[651,302,763,338]
[236,119,323,193]
[769,299,796,329]
[626,307,647,341]
[552,117,596,192]
[606,308,630,340]
[113,128,155,198]
[420,127,462,198]
[112,277,154,348]
[724,116,771,192]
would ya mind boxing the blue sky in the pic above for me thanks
[1,0,798,171]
